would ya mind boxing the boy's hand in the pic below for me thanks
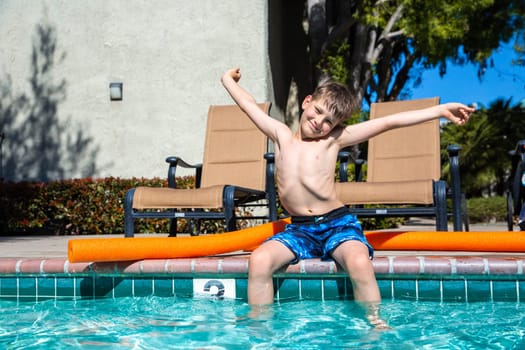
[223,68,241,83]
[441,103,475,125]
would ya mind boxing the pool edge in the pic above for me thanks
[1,255,524,302]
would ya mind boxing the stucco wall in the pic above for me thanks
[0,0,272,181]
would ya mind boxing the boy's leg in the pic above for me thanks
[248,240,295,305]
[331,240,380,303]
[332,241,390,329]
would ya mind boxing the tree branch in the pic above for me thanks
[388,53,417,100]
[372,3,404,62]
[385,30,404,39]
[378,3,404,41]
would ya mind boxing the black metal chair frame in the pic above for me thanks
[506,139,525,231]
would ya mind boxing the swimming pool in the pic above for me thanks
[1,253,524,348]
[1,297,524,349]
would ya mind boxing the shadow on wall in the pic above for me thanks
[0,20,99,182]
[268,0,312,126]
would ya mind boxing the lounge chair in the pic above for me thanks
[336,97,464,231]
[124,103,277,237]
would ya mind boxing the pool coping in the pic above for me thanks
[1,253,524,278]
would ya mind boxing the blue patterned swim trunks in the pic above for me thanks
[267,207,374,264]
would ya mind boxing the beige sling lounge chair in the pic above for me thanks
[336,97,464,231]
[124,103,277,237]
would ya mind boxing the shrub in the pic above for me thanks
[360,215,405,230]
[0,177,186,235]
[0,176,261,235]
[465,196,507,224]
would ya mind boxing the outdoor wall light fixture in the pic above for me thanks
[109,82,123,101]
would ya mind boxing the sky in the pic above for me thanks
[409,42,525,108]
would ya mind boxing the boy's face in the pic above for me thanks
[299,96,340,139]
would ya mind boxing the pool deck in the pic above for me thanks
[1,219,523,275]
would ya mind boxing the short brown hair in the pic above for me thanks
[310,81,357,122]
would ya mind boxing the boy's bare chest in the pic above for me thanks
[277,139,338,173]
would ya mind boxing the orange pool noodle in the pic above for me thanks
[68,218,290,263]
[69,218,525,263]
[365,230,525,252]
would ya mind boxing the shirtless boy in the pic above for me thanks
[221,68,473,323]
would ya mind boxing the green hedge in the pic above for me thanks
[465,196,507,224]
[0,177,193,235]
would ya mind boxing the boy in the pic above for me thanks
[221,68,473,324]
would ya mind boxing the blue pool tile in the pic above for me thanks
[300,279,323,299]
[80,276,119,299]
[154,278,174,297]
[345,279,356,299]
[235,278,248,301]
[276,278,300,301]
[56,277,76,298]
[113,278,133,298]
[323,278,346,300]
[72,277,86,299]
[466,280,492,302]
[0,277,17,297]
[493,280,518,302]
[37,277,56,298]
[18,277,37,300]
[1,269,524,303]
[133,278,154,297]
[174,278,193,298]
[377,279,393,299]
[78,277,94,298]
[442,280,466,302]
[93,277,114,298]
[393,280,417,300]
[416,280,442,301]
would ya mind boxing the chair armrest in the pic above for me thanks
[447,144,462,231]
[508,140,525,174]
[446,144,461,192]
[338,151,350,182]
[264,152,278,221]
[165,156,203,188]
[337,151,364,182]
[513,140,525,157]
[508,139,525,189]
[264,152,275,162]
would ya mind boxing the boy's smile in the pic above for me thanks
[299,96,338,139]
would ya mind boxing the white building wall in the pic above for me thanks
[0,0,272,181]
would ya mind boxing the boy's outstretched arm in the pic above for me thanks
[221,68,286,143]
[339,102,475,147]
[438,103,474,125]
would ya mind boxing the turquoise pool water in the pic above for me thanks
[1,297,524,349]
